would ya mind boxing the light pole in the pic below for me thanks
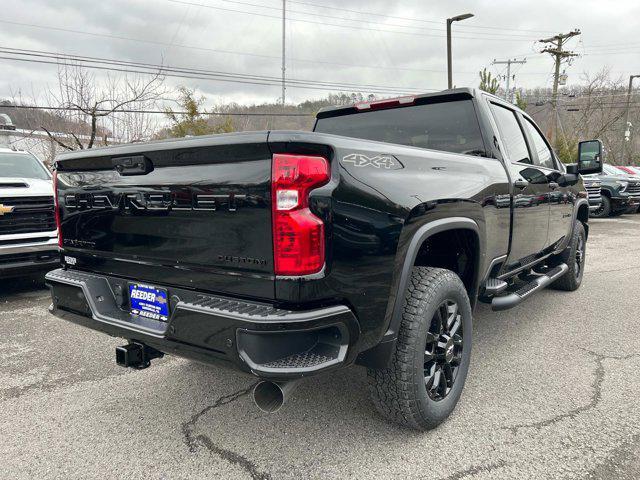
[623,74,639,163]
[447,13,474,89]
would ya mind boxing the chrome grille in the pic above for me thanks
[584,182,601,201]
[627,181,640,196]
[0,196,56,235]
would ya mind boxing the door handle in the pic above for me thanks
[514,179,528,190]
[548,182,560,190]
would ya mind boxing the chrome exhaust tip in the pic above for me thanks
[253,380,298,413]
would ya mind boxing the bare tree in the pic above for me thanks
[41,63,166,152]
[526,68,635,163]
[560,68,628,163]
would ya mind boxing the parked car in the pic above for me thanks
[587,163,640,217]
[0,148,59,278]
[614,166,640,212]
[582,176,602,213]
[46,88,600,430]
[614,165,640,178]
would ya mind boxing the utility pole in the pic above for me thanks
[622,75,639,163]
[492,58,526,102]
[539,29,580,144]
[281,0,286,106]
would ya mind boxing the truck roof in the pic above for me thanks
[315,87,482,119]
[0,147,30,155]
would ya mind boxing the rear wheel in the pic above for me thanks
[551,221,586,291]
[367,267,472,430]
[589,196,610,218]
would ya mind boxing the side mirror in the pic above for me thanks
[577,139,604,175]
[557,173,579,187]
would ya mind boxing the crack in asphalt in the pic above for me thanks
[182,383,257,452]
[506,349,640,433]
[197,434,272,480]
[181,382,272,480]
[438,459,508,480]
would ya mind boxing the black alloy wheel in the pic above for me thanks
[424,300,463,401]
[551,221,586,291]
[574,234,585,280]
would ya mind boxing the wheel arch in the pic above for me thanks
[599,187,613,198]
[356,217,484,369]
[576,199,590,239]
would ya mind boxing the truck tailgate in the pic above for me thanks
[55,132,275,299]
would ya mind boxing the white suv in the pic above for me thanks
[0,148,58,278]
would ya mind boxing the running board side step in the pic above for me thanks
[491,264,568,311]
[484,278,508,296]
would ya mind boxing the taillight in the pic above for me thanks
[53,170,62,248]
[272,154,330,276]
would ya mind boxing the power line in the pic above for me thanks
[0,54,429,95]
[165,0,544,39]
[0,50,435,95]
[266,0,558,34]
[526,91,640,102]
[0,105,316,116]
[582,50,640,56]
[160,1,538,42]
[0,19,475,75]
[0,46,436,93]
[581,41,640,49]
[525,100,640,108]
[4,100,638,119]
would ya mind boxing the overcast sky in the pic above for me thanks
[1,0,639,108]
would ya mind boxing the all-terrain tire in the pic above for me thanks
[550,221,586,291]
[367,267,472,430]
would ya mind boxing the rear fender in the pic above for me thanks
[356,216,483,369]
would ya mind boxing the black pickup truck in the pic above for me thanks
[46,88,602,430]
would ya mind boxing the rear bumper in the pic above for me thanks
[45,268,361,380]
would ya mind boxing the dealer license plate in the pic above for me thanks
[129,283,169,322]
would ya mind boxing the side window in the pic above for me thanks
[489,103,531,164]
[523,117,556,169]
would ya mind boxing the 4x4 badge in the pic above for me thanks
[342,153,402,169]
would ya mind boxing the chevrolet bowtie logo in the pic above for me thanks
[0,204,15,216]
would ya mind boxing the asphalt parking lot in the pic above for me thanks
[1,215,640,480]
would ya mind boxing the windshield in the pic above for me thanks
[0,153,50,180]
[314,99,486,156]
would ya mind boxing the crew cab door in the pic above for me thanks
[520,115,573,249]
[489,102,550,267]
